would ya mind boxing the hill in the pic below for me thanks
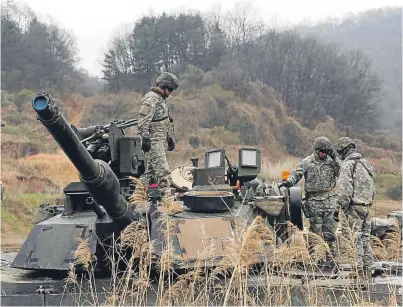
[297,7,402,137]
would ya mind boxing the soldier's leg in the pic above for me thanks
[134,144,159,202]
[323,209,338,260]
[347,208,365,270]
[323,196,339,260]
[307,200,323,236]
[361,216,374,270]
[139,150,155,187]
[340,210,352,261]
[153,141,172,196]
[307,200,326,260]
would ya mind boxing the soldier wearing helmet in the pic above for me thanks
[335,137,375,278]
[279,136,341,265]
[137,72,179,196]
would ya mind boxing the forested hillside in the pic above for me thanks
[297,7,402,136]
[1,2,401,155]
[102,7,383,135]
[1,2,102,95]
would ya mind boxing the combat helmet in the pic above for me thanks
[313,136,332,152]
[335,137,355,153]
[156,72,179,91]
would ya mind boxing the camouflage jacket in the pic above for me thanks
[336,152,375,210]
[138,88,174,140]
[286,154,341,197]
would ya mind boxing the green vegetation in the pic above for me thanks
[1,193,61,236]
[374,173,402,201]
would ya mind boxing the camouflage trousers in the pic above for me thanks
[139,137,171,196]
[342,205,374,269]
[306,197,338,259]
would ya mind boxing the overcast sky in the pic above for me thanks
[19,0,402,77]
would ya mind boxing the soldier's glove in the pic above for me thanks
[278,181,291,189]
[141,136,151,152]
[327,148,336,160]
[167,137,175,151]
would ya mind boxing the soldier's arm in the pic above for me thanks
[332,156,342,178]
[167,115,175,141]
[336,161,354,211]
[286,159,307,186]
[138,97,157,137]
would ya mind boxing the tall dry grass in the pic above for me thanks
[261,156,300,182]
[15,154,79,193]
[63,198,402,306]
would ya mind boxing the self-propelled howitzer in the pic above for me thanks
[11,92,143,271]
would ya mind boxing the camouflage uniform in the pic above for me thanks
[335,137,375,271]
[282,137,341,259]
[255,180,267,196]
[137,72,179,195]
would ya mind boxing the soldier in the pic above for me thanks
[279,136,341,263]
[137,72,179,196]
[335,137,375,277]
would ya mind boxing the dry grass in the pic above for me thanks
[161,194,185,216]
[73,238,96,271]
[371,227,402,262]
[19,154,79,184]
[62,209,402,306]
[1,153,80,195]
[338,211,402,265]
[128,177,149,213]
[261,156,300,182]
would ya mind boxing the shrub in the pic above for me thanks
[282,121,307,156]
[188,135,201,149]
[14,89,35,112]
[386,185,402,200]
[20,142,40,157]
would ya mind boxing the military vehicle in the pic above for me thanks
[370,210,403,242]
[10,92,302,272]
[1,93,401,306]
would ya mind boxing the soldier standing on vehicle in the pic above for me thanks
[279,136,341,264]
[335,137,375,278]
[137,72,179,196]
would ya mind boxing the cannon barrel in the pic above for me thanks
[32,93,138,229]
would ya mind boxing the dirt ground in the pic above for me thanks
[0,200,401,253]
[370,199,402,218]
[1,236,26,252]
